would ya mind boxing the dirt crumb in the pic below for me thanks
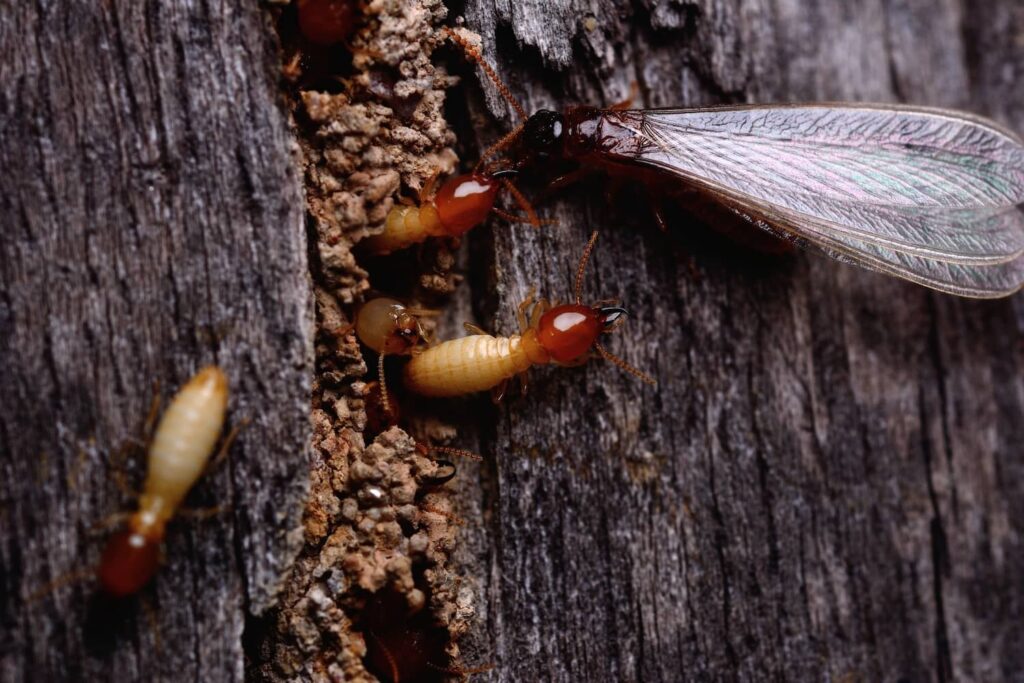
[252,1,477,681]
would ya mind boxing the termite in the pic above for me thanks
[444,27,1024,298]
[97,366,232,597]
[296,0,358,46]
[361,168,545,255]
[352,296,437,418]
[403,231,655,398]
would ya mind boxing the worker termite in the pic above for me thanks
[403,231,655,398]
[361,168,544,255]
[445,27,1024,298]
[96,366,233,597]
[352,296,437,418]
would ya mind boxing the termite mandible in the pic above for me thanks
[97,366,232,597]
[444,28,1024,299]
[403,231,655,398]
[361,168,544,255]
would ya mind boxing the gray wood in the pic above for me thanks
[451,1,1024,681]
[0,2,312,682]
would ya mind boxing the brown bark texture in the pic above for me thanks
[1,0,1023,682]
[0,2,312,681]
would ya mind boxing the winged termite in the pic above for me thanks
[445,28,1024,298]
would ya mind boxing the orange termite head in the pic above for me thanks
[433,172,507,237]
[355,297,426,356]
[296,0,357,46]
[536,304,628,364]
[97,522,163,597]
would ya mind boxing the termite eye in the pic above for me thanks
[522,110,564,156]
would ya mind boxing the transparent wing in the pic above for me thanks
[615,104,1024,297]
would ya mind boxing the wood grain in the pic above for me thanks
[450,1,1024,681]
[0,2,311,681]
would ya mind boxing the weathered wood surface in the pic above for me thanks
[3,1,1023,682]
[0,2,311,682]
[451,1,1024,681]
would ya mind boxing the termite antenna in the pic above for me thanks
[575,231,600,304]
[442,27,527,120]
[377,353,391,417]
[367,631,401,683]
[429,445,483,462]
[475,122,526,174]
[595,342,657,386]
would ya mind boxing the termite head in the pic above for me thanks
[296,0,357,46]
[532,231,656,385]
[97,517,164,597]
[536,304,629,364]
[434,172,502,237]
[520,109,565,161]
[355,298,426,356]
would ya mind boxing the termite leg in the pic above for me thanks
[89,511,133,535]
[490,378,510,404]
[537,167,596,202]
[25,567,97,604]
[109,446,140,499]
[463,322,490,335]
[417,169,442,203]
[528,297,550,329]
[203,418,249,476]
[609,80,640,110]
[176,505,227,521]
[517,286,537,332]
[517,370,530,397]
[500,178,544,228]
[142,380,162,440]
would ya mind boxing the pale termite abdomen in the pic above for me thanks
[403,334,539,397]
